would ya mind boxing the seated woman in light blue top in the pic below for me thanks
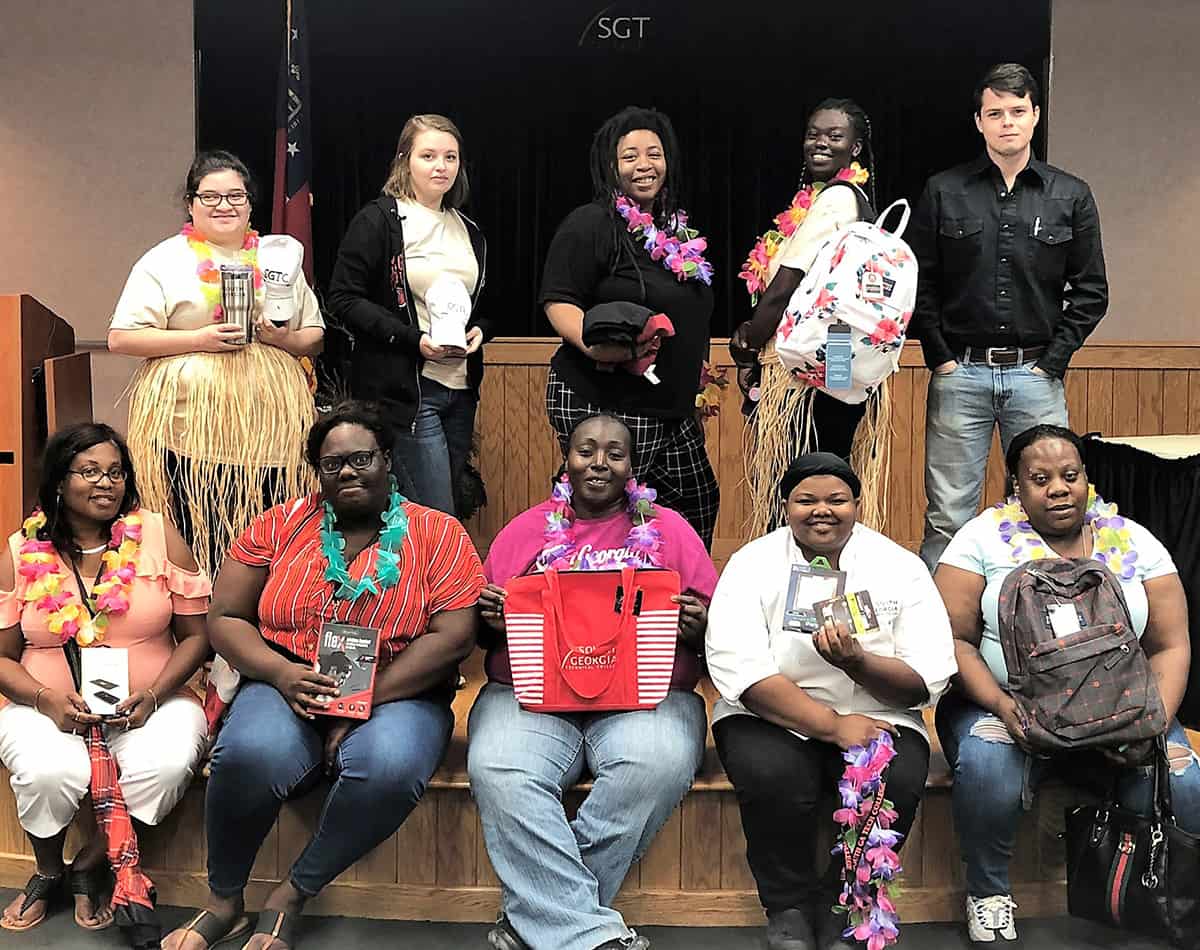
[933,424,1199,946]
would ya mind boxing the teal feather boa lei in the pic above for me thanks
[320,488,408,600]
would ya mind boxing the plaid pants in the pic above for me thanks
[546,368,720,549]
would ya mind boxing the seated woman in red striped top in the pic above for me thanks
[162,401,484,950]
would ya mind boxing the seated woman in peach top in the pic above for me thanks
[0,423,211,934]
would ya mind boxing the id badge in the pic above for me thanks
[783,563,847,633]
[824,321,853,391]
[1046,603,1084,638]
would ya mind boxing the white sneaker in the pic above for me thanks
[966,894,1018,943]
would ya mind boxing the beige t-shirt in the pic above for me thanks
[109,233,324,449]
[396,199,479,391]
[772,184,860,282]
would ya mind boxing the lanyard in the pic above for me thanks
[68,557,106,620]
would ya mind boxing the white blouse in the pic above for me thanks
[706,523,957,741]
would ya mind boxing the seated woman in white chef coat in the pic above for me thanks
[706,452,957,950]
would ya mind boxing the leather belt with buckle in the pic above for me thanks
[961,344,1046,367]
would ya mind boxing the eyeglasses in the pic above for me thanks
[69,467,127,485]
[190,191,250,207]
[317,450,380,476]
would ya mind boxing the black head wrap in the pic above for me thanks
[778,452,861,500]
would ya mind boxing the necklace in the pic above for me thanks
[18,509,143,646]
[613,195,713,285]
[538,475,664,571]
[833,730,903,948]
[320,483,409,600]
[739,162,870,304]
[181,222,263,321]
[78,542,108,555]
[993,485,1137,580]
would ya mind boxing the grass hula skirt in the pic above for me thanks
[125,343,316,579]
[744,342,892,538]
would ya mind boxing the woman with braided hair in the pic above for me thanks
[732,99,891,539]
[540,106,719,549]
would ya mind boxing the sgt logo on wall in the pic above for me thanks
[579,3,652,48]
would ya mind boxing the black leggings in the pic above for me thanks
[713,714,929,913]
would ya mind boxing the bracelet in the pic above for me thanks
[33,687,47,714]
[147,688,159,713]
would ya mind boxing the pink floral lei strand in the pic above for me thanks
[537,474,664,571]
[614,195,713,285]
[832,731,903,949]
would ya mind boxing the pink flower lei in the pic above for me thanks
[17,508,143,646]
[613,195,713,285]
[832,731,903,950]
[536,474,665,572]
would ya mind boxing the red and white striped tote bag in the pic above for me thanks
[503,567,681,712]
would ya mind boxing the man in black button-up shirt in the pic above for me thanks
[909,63,1108,573]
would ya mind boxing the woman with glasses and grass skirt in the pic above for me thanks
[0,424,212,940]
[108,149,325,581]
[161,401,484,950]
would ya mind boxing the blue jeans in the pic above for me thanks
[467,684,706,950]
[391,375,478,516]
[205,681,452,898]
[936,693,1200,898]
[919,359,1069,570]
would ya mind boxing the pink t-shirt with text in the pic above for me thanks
[483,501,718,691]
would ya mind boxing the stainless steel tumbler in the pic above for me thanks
[219,263,256,343]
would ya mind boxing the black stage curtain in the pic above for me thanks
[1080,439,1200,730]
[195,0,1050,337]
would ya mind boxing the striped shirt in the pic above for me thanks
[229,494,484,667]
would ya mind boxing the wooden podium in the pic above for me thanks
[0,295,93,532]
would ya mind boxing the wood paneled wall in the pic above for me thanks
[467,340,1200,563]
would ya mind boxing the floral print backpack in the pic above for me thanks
[774,199,917,405]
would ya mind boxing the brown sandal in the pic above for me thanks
[246,909,300,949]
[68,862,114,931]
[168,909,253,948]
[0,871,62,931]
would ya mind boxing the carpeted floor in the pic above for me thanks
[0,896,1179,949]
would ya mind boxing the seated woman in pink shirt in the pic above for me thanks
[469,414,718,950]
[0,423,210,934]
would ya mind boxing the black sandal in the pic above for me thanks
[249,909,301,949]
[168,909,253,948]
[0,870,62,931]
[68,862,113,931]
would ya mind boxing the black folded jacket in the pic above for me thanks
[581,301,654,348]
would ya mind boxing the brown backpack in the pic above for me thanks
[997,557,1165,753]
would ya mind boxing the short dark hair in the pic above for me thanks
[974,63,1040,114]
[183,149,258,211]
[566,413,637,467]
[305,400,395,471]
[1004,424,1085,495]
[37,423,141,558]
[589,106,684,228]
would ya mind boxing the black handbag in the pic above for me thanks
[1064,736,1200,947]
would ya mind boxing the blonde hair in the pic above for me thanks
[382,114,469,209]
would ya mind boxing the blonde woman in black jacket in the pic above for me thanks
[327,114,489,516]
